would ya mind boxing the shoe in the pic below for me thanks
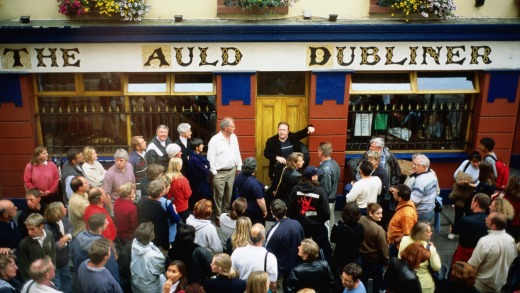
[447,233,456,240]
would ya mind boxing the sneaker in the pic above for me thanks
[447,233,456,240]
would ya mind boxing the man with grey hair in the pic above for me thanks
[175,122,192,174]
[408,153,438,222]
[207,117,242,220]
[234,157,267,225]
[21,256,60,293]
[146,124,173,169]
[317,142,341,234]
[349,137,401,188]
[231,223,278,292]
[102,149,135,201]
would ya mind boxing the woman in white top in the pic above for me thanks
[82,146,106,187]
[451,151,481,225]
[220,197,247,240]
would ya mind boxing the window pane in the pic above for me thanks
[347,94,471,150]
[38,96,127,154]
[83,73,123,91]
[174,74,214,93]
[417,72,475,91]
[258,72,306,96]
[37,73,75,92]
[127,73,167,93]
[130,95,217,145]
[351,73,411,91]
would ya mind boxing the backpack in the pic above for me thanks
[485,155,510,191]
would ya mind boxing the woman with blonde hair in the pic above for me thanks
[167,157,192,221]
[490,197,515,220]
[82,146,107,187]
[398,221,442,293]
[203,253,246,293]
[246,271,269,293]
[44,201,73,293]
[186,199,222,254]
[227,216,252,253]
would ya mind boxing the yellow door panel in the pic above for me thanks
[256,97,308,185]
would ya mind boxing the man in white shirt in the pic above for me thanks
[232,223,277,292]
[207,117,242,218]
[346,160,382,215]
[21,256,62,293]
[468,212,517,293]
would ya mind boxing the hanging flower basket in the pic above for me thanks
[57,0,151,21]
[387,0,456,20]
[217,0,298,14]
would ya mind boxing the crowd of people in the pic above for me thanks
[2,117,520,293]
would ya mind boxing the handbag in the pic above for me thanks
[426,243,446,283]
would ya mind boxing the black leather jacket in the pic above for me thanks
[286,260,335,293]
[384,257,422,293]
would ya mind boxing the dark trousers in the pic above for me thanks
[361,257,386,293]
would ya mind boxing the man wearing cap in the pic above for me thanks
[146,124,173,169]
[287,165,333,268]
[234,157,267,225]
[166,143,182,160]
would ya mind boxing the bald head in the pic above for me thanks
[249,223,265,245]
[0,200,16,222]
[487,212,508,231]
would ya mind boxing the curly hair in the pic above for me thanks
[491,197,515,220]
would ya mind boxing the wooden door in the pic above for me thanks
[255,97,308,185]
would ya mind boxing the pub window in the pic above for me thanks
[173,73,214,93]
[257,72,306,96]
[35,73,217,155]
[347,71,478,151]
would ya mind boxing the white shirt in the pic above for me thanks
[207,131,242,175]
[231,245,278,282]
[468,229,517,293]
[21,280,62,293]
[346,176,382,208]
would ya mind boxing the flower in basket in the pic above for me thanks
[388,0,456,20]
[58,0,92,17]
[115,0,151,21]
[95,0,118,16]
[227,0,299,9]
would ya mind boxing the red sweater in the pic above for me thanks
[83,204,117,241]
[167,176,192,213]
[113,198,138,243]
[23,162,59,194]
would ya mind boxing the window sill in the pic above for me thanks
[216,0,289,15]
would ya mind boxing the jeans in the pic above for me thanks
[418,209,435,223]
[53,265,72,293]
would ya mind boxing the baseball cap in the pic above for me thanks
[303,166,324,180]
